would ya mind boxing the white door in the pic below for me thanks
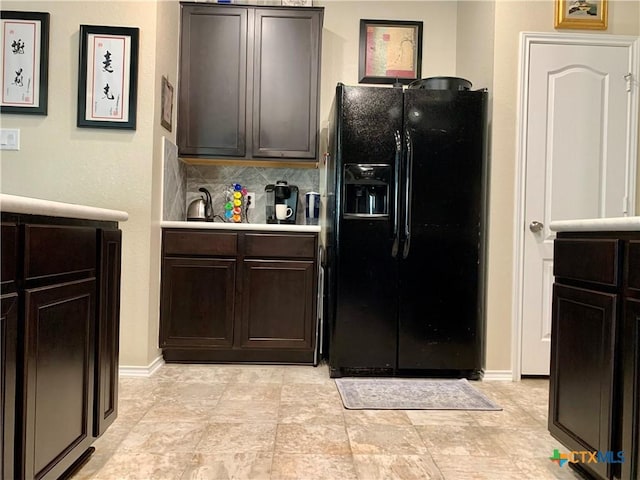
[517,33,638,376]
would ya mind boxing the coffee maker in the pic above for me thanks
[265,180,299,224]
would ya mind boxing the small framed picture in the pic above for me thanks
[0,11,50,115]
[77,24,139,129]
[282,0,313,6]
[359,19,423,85]
[555,0,607,30]
[161,76,173,132]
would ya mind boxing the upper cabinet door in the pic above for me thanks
[177,3,323,162]
[178,5,247,157]
[252,8,322,159]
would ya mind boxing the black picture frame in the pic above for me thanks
[0,10,50,115]
[77,24,139,130]
[358,19,423,85]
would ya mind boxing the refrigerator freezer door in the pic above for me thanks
[338,85,403,166]
[397,89,488,374]
[329,85,403,375]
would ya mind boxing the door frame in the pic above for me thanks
[511,32,639,380]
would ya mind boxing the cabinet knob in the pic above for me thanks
[529,221,544,233]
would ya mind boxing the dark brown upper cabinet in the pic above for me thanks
[177,3,323,162]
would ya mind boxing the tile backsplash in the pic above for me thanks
[163,156,319,224]
[162,138,186,221]
[161,135,320,224]
[186,165,319,224]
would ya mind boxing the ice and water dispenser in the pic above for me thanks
[343,164,390,217]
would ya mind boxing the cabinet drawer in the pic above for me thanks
[554,238,620,287]
[163,229,237,256]
[24,225,96,281]
[245,233,316,258]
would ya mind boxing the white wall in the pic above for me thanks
[1,0,638,372]
[0,1,161,367]
[317,0,459,133]
[148,1,181,366]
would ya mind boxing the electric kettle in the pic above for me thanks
[187,187,213,221]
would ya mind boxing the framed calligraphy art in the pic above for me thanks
[77,24,139,129]
[358,19,423,85]
[0,11,50,115]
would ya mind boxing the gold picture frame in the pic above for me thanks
[555,0,607,30]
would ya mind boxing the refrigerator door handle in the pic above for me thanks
[402,128,412,259]
[391,130,402,258]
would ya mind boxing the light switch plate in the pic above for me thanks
[0,128,20,150]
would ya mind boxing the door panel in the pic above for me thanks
[1,293,17,480]
[160,258,236,347]
[330,84,402,374]
[24,279,96,480]
[252,9,321,158]
[398,90,487,372]
[520,35,638,375]
[338,85,403,166]
[332,218,398,371]
[240,259,315,349]
[178,5,247,156]
[95,229,122,437]
[549,284,617,480]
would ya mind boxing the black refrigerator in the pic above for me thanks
[324,82,489,379]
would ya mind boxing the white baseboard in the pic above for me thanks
[119,359,512,380]
[119,355,164,378]
[482,370,514,381]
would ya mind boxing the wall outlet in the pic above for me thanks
[247,192,255,209]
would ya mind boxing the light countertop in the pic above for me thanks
[0,194,129,222]
[161,220,321,233]
[550,216,640,232]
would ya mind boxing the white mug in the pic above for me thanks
[275,204,293,220]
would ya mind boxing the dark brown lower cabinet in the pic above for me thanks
[621,240,640,480]
[1,292,18,480]
[240,259,315,350]
[549,232,640,480]
[160,257,236,348]
[549,284,617,480]
[95,229,122,437]
[24,279,96,480]
[1,220,18,480]
[1,213,123,480]
[160,228,318,364]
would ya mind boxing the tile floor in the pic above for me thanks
[71,362,585,480]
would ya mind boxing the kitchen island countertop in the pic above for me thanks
[0,193,128,222]
[161,220,321,233]
[550,216,640,232]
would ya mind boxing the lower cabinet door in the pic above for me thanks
[622,297,640,480]
[160,257,236,347]
[23,278,96,480]
[549,283,617,480]
[95,229,122,437]
[1,292,18,480]
[240,259,315,350]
